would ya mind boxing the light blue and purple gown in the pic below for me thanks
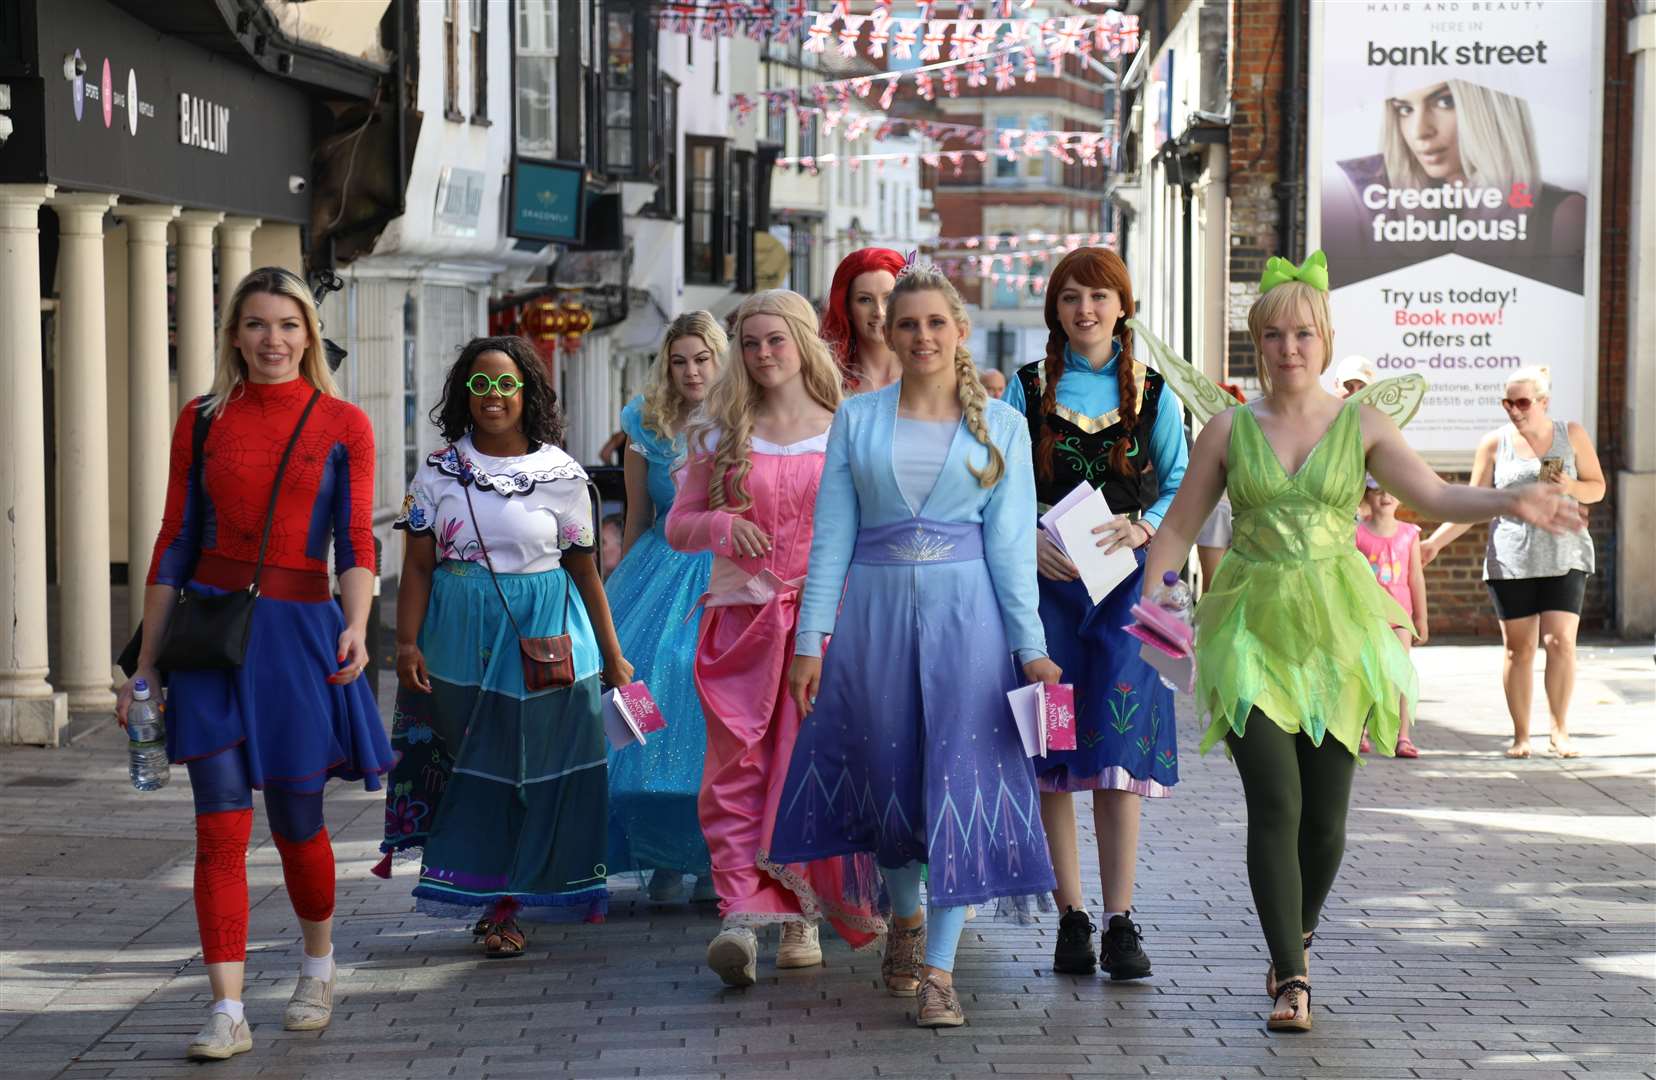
[604,396,713,881]
[769,383,1057,914]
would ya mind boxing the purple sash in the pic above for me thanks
[852,518,985,566]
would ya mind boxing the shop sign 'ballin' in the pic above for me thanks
[178,92,229,154]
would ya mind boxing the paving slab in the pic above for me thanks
[1,643,1651,1079]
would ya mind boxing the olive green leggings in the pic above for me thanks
[1226,712,1357,979]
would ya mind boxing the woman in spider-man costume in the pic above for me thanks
[116,267,394,1062]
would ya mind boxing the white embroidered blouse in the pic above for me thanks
[393,435,595,574]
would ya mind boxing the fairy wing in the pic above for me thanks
[1346,374,1428,429]
[1131,317,1429,429]
[1126,318,1238,424]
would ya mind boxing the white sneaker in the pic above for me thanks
[706,925,758,987]
[777,921,823,969]
[186,1012,252,1060]
[283,973,335,1031]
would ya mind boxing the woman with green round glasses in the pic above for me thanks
[385,335,633,958]
[467,371,522,398]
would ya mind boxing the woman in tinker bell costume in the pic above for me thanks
[1138,250,1581,1033]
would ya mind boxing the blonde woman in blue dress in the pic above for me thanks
[773,266,1059,1028]
[606,313,725,901]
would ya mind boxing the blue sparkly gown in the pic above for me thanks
[605,397,714,879]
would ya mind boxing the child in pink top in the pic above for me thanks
[1354,478,1428,757]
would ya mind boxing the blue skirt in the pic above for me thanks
[604,523,713,878]
[383,560,609,920]
[770,520,1055,912]
[1032,553,1179,795]
[165,584,393,794]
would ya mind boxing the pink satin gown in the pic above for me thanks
[666,432,882,949]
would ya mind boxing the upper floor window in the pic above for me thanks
[993,113,1054,184]
[469,0,488,123]
[513,0,555,156]
[601,1,659,179]
[443,0,462,120]
[686,137,727,285]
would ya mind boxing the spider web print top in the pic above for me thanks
[149,377,378,595]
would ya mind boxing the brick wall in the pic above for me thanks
[1225,0,1295,383]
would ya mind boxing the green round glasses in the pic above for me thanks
[467,372,523,398]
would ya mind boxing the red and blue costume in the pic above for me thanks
[148,376,394,962]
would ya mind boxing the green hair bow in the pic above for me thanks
[1259,250,1329,294]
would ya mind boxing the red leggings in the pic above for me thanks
[188,749,336,964]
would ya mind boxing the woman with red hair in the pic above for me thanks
[1003,247,1187,983]
[820,247,908,392]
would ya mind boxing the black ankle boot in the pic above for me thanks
[1053,907,1097,974]
[1101,911,1152,980]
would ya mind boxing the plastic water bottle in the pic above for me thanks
[1150,571,1193,621]
[127,679,170,791]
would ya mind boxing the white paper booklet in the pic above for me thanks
[1040,483,1138,605]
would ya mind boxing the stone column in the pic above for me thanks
[0,183,67,745]
[1619,7,1656,637]
[217,216,262,318]
[114,204,181,632]
[174,210,223,403]
[51,192,120,715]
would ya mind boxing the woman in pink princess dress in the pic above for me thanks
[666,290,883,988]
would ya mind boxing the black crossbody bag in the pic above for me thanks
[117,389,321,676]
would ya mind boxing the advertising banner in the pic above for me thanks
[1308,2,1602,460]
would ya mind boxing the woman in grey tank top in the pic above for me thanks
[1422,367,1604,758]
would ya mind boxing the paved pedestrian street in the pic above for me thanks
[1,643,1651,1080]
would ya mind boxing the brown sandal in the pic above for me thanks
[882,922,926,997]
[1266,977,1313,1032]
[471,916,495,939]
[483,918,525,958]
[1265,931,1313,998]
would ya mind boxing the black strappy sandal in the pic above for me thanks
[471,916,495,939]
[1265,931,1314,998]
[1267,976,1313,1032]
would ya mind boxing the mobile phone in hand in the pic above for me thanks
[1539,457,1564,484]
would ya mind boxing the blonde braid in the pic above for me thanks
[955,343,1004,488]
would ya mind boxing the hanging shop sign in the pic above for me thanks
[508,158,587,245]
[1308,2,1604,461]
[0,0,313,222]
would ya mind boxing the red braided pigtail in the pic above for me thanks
[1034,329,1066,482]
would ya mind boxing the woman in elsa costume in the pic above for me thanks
[605,312,726,903]
[1137,251,1581,1032]
[774,265,1059,1029]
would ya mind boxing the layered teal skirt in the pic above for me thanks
[383,559,609,919]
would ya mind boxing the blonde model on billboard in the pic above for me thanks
[1323,79,1587,292]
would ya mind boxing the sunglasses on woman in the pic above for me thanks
[467,372,522,398]
[1500,396,1536,411]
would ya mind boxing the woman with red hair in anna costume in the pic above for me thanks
[820,247,909,393]
[1003,247,1189,984]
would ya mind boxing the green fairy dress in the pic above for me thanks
[1193,401,1417,757]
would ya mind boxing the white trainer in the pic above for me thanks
[706,924,759,987]
[283,973,335,1031]
[185,1012,253,1060]
[776,920,823,969]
